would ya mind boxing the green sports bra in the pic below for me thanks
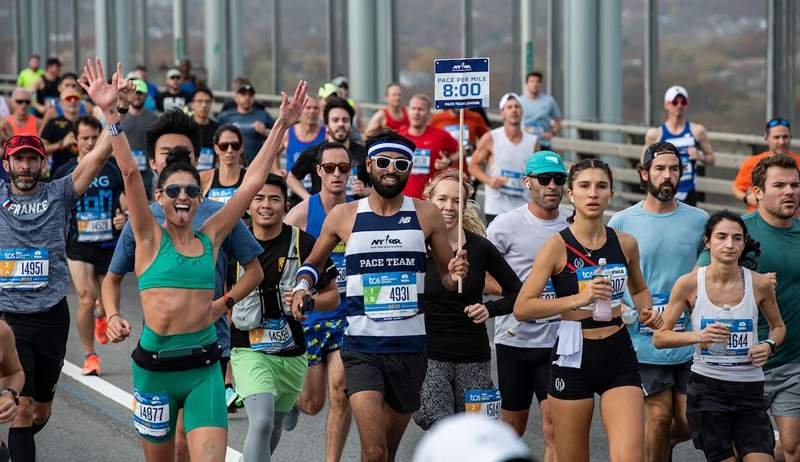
[138,227,216,291]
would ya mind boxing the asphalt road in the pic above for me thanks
[31,277,707,461]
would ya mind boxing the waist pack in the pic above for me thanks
[131,341,222,372]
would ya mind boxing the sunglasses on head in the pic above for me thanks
[372,156,411,172]
[528,173,567,186]
[767,118,791,129]
[161,184,202,199]
[5,135,44,150]
[217,141,242,151]
[14,99,30,105]
[671,97,687,107]
[320,162,352,174]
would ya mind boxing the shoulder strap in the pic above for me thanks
[280,225,302,289]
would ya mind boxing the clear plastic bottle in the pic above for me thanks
[708,304,733,356]
[592,258,613,321]
[621,305,639,324]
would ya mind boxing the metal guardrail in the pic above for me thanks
[1,72,768,214]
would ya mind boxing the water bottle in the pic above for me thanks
[621,305,639,325]
[592,258,613,321]
[708,304,733,356]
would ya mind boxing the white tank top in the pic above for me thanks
[484,127,538,215]
[690,266,764,382]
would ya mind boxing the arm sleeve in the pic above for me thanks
[481,239,523,317]
[108,222,136,274]
[228,219,263,265]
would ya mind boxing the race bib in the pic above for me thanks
[576,264,627,308]
[639,292,687,335]
[412,149,431,175]
[444,125,470,145]
[679,153,694,184]
[362,271,418,321]
[332,243,347,294]
[499,170,525,197]
[0,248,48,290]
[76,211,113,242]
[464,388,501,419]
[699,317,754,365]
[249,318,294,353]
[132,390,170,439]
[207,187,236,204]
[131,149,147,171]
[527,279,559,324]
[197,147,215,171]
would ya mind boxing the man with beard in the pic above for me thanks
[288,97,370,206]
[608,141,707,462]
[0,58,127,461]
[289,129,468,462]
[486,150,569,462]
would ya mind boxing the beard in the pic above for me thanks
[10,168,41,191]
[646,178,676,202]
[370,171,407,198]
[330,128,349,143]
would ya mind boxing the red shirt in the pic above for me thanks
[400,126,460,198]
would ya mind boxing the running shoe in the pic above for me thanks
[94,316,109,345]
[82,353,101,376]
[225,386,239,413]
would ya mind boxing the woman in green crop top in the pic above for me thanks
[87,55,310,462]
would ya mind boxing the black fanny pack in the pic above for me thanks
[131,341,222,372]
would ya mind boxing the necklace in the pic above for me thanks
[574,232,601,258]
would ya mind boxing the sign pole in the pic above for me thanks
[457,108,465,294]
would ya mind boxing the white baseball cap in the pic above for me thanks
[413,414,533,462]
[499,92,521,111]
[664,85,688,103]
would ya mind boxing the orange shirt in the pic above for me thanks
[733,151,800,212]
[430,110,490,147]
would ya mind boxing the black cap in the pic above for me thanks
[237,83,255,94]
[642,141,680,165]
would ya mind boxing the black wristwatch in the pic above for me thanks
[1,388,19,406]
[223,293,236,310]
[762,339,777,355]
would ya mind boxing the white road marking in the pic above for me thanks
[61,360,243,462]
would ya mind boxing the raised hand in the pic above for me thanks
[278,80,309,126]
[116,63,136,102]
[78,57,119,112]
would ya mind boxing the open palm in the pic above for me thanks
[278,80,309,126]
[78,57,119,111]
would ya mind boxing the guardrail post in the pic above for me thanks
[172,0,187,66]
[347,0,377,103]
[644,0,659,126]
[767,0,796,123]
[204,0,226,90]
[520,0,535,93]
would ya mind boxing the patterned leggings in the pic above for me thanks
[412,359,493,431]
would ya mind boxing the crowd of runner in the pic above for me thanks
[0,53,797,462]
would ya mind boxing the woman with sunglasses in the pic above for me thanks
[98,54,308,460]
[654,210,785,462]
[200,123,246,204]
[514,159,661,461]
[413,169,521,430]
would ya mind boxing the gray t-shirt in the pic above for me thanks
[487,204,569,348]
[0,176,77,313]
[122,110,159,171]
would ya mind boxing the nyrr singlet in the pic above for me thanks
[484,127,537,216]
[287,125,326,191]
[551,227,628,310]
[205,168,244,204]
[344,197,427,353]
[691,266,763,382]
[304,193,349,323]
[659,121,697,200]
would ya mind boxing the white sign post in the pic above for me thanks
[434,58,490,293]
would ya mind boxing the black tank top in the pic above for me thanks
[551,226,628,328]
[205,168,245,203]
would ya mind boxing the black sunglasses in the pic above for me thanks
[14,100,31,105]
[320,162,352,174]
[373,156,411,172]
[161,184,202,199]
[217,141,242,151]
[528,173,567,186]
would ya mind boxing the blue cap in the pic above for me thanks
[525,150,568,176]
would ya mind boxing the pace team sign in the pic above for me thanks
[434,58,490,109]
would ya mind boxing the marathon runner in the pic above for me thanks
[469,93,539,224]
[100,76,307,461]
[486,150,570,461]
[413,169,520,430]
[399,94,459,199]
[0,58,127,462]
[643,85,716,206]
[120,78,159,200]
[282,96,325,184]
[520,71,562,149]
[190,87,220,172]
[103,110,264,460]
[0,319,24,462]
[732,118,800,213]
[290,129,468,462]
[365,83,409,136]
[1,89,40,141]
[608,141,708,462]
[200,124,246,204]
[514,159,661,461]
[698,154,800,462]
[229,173,339,462]
[52,115,127,376]
[654,210,786,462]
[284,141,354,461]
